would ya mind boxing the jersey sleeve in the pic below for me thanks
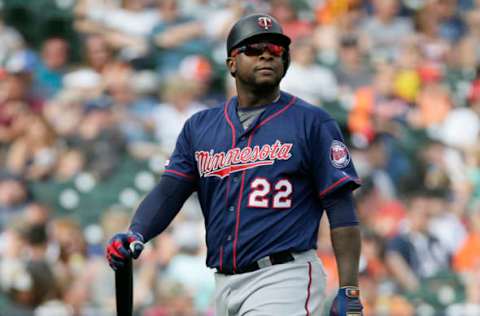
[309,119,361,199]
[163,119,198,183]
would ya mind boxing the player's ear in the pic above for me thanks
[226,57,236,77]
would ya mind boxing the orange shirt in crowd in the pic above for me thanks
[453,233,480,272]
[411,82,451,128]
[348,86,376,141]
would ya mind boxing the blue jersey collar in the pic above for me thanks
[225,91,295,139]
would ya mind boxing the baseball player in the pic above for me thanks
[107,13,363,316]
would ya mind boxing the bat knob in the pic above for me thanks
[129,240,144,259]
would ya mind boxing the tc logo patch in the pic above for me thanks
[330,140,350,168]
[257,16,273,30]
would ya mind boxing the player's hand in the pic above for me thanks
[106,231,144,270]
[330,286,363,316]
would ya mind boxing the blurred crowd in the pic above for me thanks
[1,0,480,315]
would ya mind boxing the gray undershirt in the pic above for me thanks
[237,107,266,129]
[237,95,280,129]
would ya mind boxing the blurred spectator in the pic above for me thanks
[43,91,87,141]
[145,281,196,316]
[359,229,387,282]
[82,34,118,77]
[414,4,451,74]
[199,2,250,66]
[104,64,158,154]
[164,221,215,312]
[393,40,422,103]
[385,191,451,292]
[75,0,160,60]
[280,36,338,105]
[41,92,87,182]
[178,55,217,105]
[0,229,61,316]
[71,102,126,180]
[152,75,207,153]
[311,23,340,66]
[361,0,413,62]
[0,173,32,230]
[49,218,88,269]
[357,229,389,315]
[0,224,31,314]
[33,37,70,100]
[180,0,220,18]
[427,189,467,254]
[5,114,59,180]
[183,2,249,44]
[74,0,117,27]
[150,0,209,75]
[0,100,30,144]
[466,5,480,51]
[22,202,51,227]
[409,80,452,132]
[449,203,480,314]
[438,104,480,150]
[48,218,88,315]
[0,9,25,67]
[348,64,409,145]
[314,0,357,26]
[65,206,132,315]
[445,36,477,107]
[270,0,314,42]
[359,136,397,198]
[415,139,467,191]
[2,53,43,113]
[335,34,373,92]
[5,261,63,315]
[61,68,103,102]
[435,0,467,42]
[35,300,73,316]
[453,203,480,273]
[354,177,407,239]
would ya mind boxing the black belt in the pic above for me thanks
[218,251,295,275]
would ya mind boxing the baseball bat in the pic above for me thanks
[115,257,133,316]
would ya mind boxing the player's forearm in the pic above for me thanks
[130,175,195,242]
[330,225,361,287]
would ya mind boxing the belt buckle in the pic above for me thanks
[257,256,273,269]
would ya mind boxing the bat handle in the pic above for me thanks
[115,257,133,316]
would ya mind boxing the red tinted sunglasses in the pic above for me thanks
[231,43,285,57]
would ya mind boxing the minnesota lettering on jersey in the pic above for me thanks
[195,140,292,178]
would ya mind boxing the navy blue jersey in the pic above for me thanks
[164,91,360,272]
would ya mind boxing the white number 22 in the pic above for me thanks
[248,178,292,209]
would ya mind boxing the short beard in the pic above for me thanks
[237,71,282,93]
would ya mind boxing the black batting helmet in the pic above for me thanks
[226,13,291,74]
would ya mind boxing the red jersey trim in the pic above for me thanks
[223,98,236,271]
[223,99,236,148]
[219,246,224,272]
[255,96,297,130]
[164,169,195,181]
[304,261,312,316]
[319,175,360,198]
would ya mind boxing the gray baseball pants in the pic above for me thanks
[214,250,328,316]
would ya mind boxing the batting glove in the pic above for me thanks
[330,286,363,316]
[106,231,144,270]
